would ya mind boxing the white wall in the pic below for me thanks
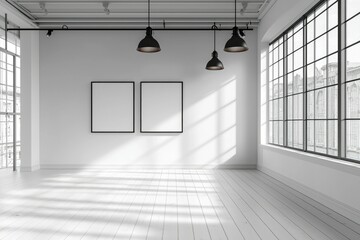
[40,30,258,169]
[21,31,40,172]
[258,0,360,223]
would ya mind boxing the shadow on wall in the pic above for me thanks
[92,77,238,168]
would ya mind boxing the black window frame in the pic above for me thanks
[268,0,360,164]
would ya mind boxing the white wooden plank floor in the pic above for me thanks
[0,169,359,240]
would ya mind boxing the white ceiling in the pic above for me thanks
[6,0,272,28]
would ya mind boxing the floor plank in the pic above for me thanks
[0,169,359,240]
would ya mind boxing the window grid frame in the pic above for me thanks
[284,20,305,150]
[268,35,286,146]
[0,17,21,171]
[343,0,360,160]
[268,0,360,164]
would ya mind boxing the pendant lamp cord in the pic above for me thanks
[235,0,237,26]
[148,0,150,27]
[212,23,217,51]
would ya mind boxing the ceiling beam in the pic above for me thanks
[31,17,260,22]
[7,27,255,31]
[16,0,266,4]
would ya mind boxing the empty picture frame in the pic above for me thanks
[91,81,135,133]
[140,81,183,133]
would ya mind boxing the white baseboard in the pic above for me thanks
[40,164,257,170]
[258,165,360,225]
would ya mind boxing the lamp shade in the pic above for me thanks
[224,27,248,52]
[137,27,161,53]
[206,51,224,70]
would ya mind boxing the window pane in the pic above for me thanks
[274,47,279,62]
[327,53,338,85]
[287,73,293,95]
[308,120,315,151]
[294,48,304,70]
[273,99,279,120]
[274,40,279,48]
[328,2,338,30]
[287,36,293,53]
[293,68,303,94]
[288,121,293,147]
[279,121,284,145]
[269,121,273,143]
[294,121,303,149]
[316,3,327,16]
[308,91,315,119]
[346,15,360,47]
[315,58,326,88]
[307,63,315,90]
[328,86,338,119]
[328,120,338,156]
[279,44,284,59]
[288,95,293,119]
[269,81,273,100]
[273,121,279,144]
[346,43,360,81]
[315,34,327,60]
[288,54,293,72]
[0,115,5,168]
[279,60,284,77]
[346,120,360,160]
[294,29,303,50]
[328,27,338,54]
[346,0,360,20]
[307,20,315,43]
[294,22,303,33]
[315,89,327,119]
[274,62,279,78]
[307,41,314,63]
[315,11,327,38]
[279,77,284,97]
[6,86,13,112]
[15,115,20,167]
[294,94,303,119]
[279,98,284,120]
[308,11,315,22]
[288,29,293,38]
[346,81,360,118]
[315,120,327,153]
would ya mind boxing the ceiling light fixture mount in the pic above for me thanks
[224,0,249,52]
[46,29,53,37]
[206,23,224,71]
[137,0,161,53]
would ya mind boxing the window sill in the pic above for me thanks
[259,144,360,175]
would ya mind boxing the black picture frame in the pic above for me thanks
[91,81,135,133]
[140,81,184,133]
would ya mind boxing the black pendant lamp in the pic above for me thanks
[137,0,161,53]
[206,23,224,70]
[224,0,249,52]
